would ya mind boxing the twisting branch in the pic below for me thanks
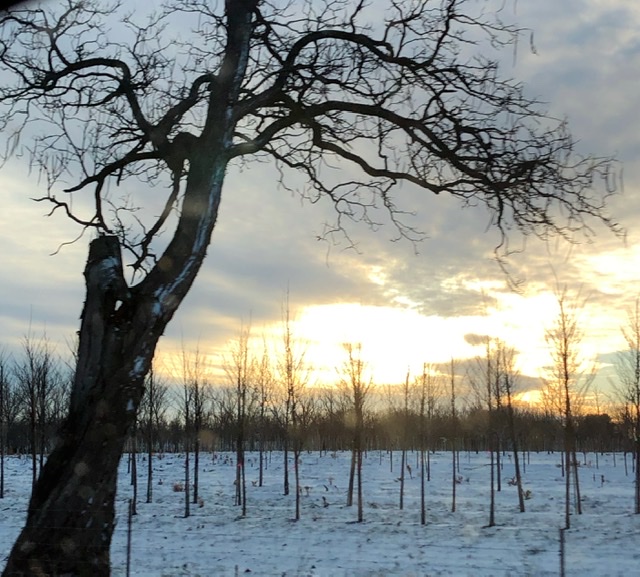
[0,0,621,271]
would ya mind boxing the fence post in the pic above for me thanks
[559,527,566,577]
[127,498,133,577]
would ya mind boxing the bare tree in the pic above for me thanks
[449,358,458,514]
[497,342,526,513]
[0,1,620,572]
[292,387,316,521]
[543,288,593,529]
[128,414,139,516]
[398,369,411,511]
[416,363,442,524]
[275,294,311,519]
[224,320,254,516]
[614,297,640,514]
[338,342,371,522]
[177,361,192,519]
[139,364,169,504]
[0,349,13,499]
[175,345,209,517]
[14,332,60,489]
[256,338,274,488]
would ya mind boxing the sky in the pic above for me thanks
[1,0,640,405]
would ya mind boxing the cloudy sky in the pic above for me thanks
[0,0,639,404]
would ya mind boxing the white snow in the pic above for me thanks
[0,451,638,576]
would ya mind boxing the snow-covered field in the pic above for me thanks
[0,450,638,576]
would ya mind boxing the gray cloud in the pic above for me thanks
[1,1,639,387]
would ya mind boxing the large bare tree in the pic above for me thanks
[0,0,620,574]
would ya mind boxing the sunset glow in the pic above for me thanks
[1,0,639,409]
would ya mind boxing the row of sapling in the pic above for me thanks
[7,327,640,530]
[127,325,640,535]
[469,337,525,525]
[13,333,67,490]
[5,312,639,530]
[0,336,70,499]
[124,300,640,530]
[170,345,211,518]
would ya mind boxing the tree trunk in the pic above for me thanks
[635,437,640,514]
[451,439,457,513]
[357,447,363,523]
[259,432,264,488]
[572,447,582,515]
[347,445,356,507]
[0,366,4,500]
[565,439,571,529]
[420,448,426,525]
[241,453,247,518]
[193,427,200,506]
[488,435,496,527]
[399,448,405,510]
[495,434,501,492]
[29,393,37,490]
[294,448,300,521]
[506,392,525,513]
[283,436,289,496]
[130,431,138,516]
[3,236,154,576]
[146,422,153,504]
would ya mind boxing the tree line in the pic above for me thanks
[0,323,635,501]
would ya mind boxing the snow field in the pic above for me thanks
[1,451,638,576]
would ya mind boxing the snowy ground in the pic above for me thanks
[0,450,638,576]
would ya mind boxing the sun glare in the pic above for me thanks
[293,302,508,384]
[515,389,544,408]
[158,280,627,393]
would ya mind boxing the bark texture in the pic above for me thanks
[4,236,145,576]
